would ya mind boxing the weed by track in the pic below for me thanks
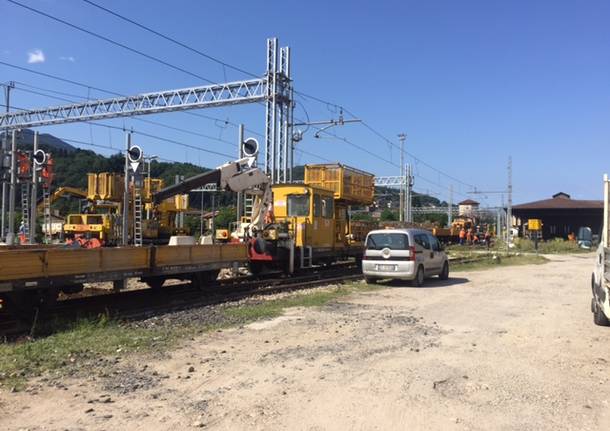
[0,281,378,390]
[450,253,549,272]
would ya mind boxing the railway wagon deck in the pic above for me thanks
[0,243,248,293]
[150,243,247,277]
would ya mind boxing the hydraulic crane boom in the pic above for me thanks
[152,156,269,205]
[36,186,88,213]
[153,170,221,205]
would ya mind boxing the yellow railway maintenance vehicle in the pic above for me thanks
[63,173,189,246]
[248,163,375,273]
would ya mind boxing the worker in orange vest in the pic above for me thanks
[466,228,473,245]
[459,227,466,245]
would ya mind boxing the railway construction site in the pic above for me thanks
[1,1,609,430]
[2,254,609,430]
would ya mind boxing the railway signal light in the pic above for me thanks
[128,145,143,173]
[33,149,46,166]
[242,138,259,158]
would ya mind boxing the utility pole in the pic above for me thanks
[448,184,453,227]
[2,81,14,241]
[200,188,205,237]
[175,175,185,229]
[405,163,410,223]
[398,133,406,222]
[6,130,16,245]
[122,132,131,246]
[236,124,244,223]
[211,191,216,242]
[405,163,414,223]
[144,155,158,219]
[507,156,513,249]
[501,193,505,240]
[29,132,38,244]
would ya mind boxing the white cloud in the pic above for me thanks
[27,49,45,64]
[59,56,76,62]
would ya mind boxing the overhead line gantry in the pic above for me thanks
[0,38,293,184]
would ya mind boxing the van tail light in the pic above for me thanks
[408,246,416,261]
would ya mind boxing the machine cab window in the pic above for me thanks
[322,197,334,218]
[313,194,334,218]
[287,194,310,217]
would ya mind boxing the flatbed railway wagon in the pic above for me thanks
[0,242,248,315]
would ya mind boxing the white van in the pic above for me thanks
[362,228,449,286]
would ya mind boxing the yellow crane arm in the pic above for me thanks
[37,186,88,214]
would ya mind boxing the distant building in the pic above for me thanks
[458,199,479,217]
[512,192,603,239]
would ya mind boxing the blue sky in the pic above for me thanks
[1,0,609,206]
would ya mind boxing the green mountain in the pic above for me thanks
[7,130,445,220]
[2,129,77,153]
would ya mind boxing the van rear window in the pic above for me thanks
[366,233,409,250]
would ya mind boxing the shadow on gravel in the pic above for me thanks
[376,277,470,289]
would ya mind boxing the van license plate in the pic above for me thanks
[377,264,395,271]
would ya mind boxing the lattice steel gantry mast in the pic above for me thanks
[0,38,293,185]
[264,38,292,184]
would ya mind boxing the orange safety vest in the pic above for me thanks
[459,229,466,239]
[264,204,275,225]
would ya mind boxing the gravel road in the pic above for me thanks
[2,253,609,430]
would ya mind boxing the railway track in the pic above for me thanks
[1,263,363,339]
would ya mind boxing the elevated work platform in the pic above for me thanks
[304,164,374,205]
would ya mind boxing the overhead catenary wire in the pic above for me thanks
[2,85,459,200]
[295,93,477,190]
[0,61,264,139]
[7,0,220,86]
[11,85,238,147]
[9,0,475,192]
[79,0,347,121]
[80,0,259,80]
[4,1,476,198]
[2,83,332,163]
[307,123,469,200]
[59,136,196,166]
[0,101,235,159]
[1,101,454,203]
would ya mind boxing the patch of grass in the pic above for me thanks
[223,282,378,323]
[1,281,378,389]
[0,316,192,390]
[447,238,590,255]
[497,238,589,254]
[451,253,549,272]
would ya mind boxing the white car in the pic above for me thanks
[362,228,449,286]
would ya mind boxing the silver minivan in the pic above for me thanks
[362,228,449,286]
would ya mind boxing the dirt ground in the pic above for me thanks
[3,253,610,431]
